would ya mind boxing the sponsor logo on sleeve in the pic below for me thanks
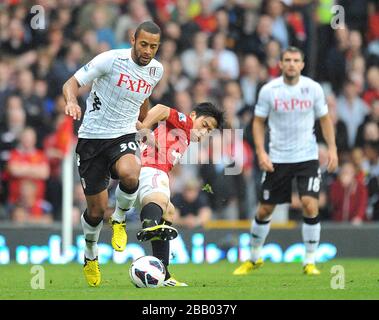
[178,112,186,122]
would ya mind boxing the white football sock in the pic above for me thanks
[81,214,103,260]
[302,221,321,265]
[112,184,138,222]
[250,217,271,262]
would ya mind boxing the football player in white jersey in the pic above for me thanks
[233,47,338,276]
[63,21,163,287]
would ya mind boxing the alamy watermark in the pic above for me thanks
[330,265,345,290]
[136,128,245,176]
[30,265,45,289]
[330,5,345,29]
[30,5,46,30]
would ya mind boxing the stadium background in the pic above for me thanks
[0,0,379,265]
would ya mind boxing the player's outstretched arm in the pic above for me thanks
[138,99,150,122]
[139,104,171,129]
[253,116,274,172]
[319,113,338,172]
[63,76,82,120]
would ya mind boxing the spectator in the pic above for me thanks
[315,94,349,156]
[239,54,261,107]
[214,8,239,50]
[181,31,214,79]
[240,15,274,61]
[363,66,379,107]
[6,127,50,219]
[265,0,291,49]
[115,0,151,46]
[193,0,218,34]
[10,180,53,224]
[210,32,240,80]
[329,161,368,224]
[0,96,27,171]
[173,90,193,114]
[0,60,13,109]
[172,179,212,229]
[360,141,379,221]
[1,19,33,56]
[91,7,116,50]
[48,41,84,99]
[337,79,369,149]
[16,70,46,129]
[325,26,350,93]
[265,39,282,79]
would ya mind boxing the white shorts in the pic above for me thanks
[135,167,170,211]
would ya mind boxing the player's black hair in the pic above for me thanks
[280,46,304,61]
[193,102,224,129]
[134,21,161,39]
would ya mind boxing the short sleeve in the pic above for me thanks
[314,83,328,118]
[166,109,193,130]
[74,50,115,86]
[254,85,271,118]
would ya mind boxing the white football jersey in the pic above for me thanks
[74,49,163,139]
[254,76,328,163]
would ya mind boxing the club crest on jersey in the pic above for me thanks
[149,67,157,77]
[301,87,309,95]
[178,112,186,122]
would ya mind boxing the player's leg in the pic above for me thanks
[109,140,141,251]
[112,153,141,219]
[137,192,178,242]
[159,201,187,287]
[76,139,110,287]
[81,191,108,286]
[135,168,178,242]
[297,161,322,275]
[233,164,292,275]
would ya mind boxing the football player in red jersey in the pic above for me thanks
[111,102,223,286]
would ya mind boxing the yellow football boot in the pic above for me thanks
[110,218,127,252]
[83,257,101,287]
[233,258,264,275]
[303,264,321,275]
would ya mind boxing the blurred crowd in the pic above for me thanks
[0,0,379,227]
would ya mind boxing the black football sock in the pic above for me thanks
[83,209,103,227]
[119,181,139,195]
[140,202,163,228]
[152,239,170,280]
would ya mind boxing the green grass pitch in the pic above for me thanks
[0,259,378,300]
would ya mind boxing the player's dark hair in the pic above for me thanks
[134,21,161,39]
[280,46,304,61]
[193,102,224,129]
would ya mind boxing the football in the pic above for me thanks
[129,256,166,288]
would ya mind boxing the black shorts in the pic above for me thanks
[75,133,140,195]
[259,160,321,204]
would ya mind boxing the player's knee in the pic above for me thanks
[119,172,139,189]
[301,197,318,217]
[256,204,274,220]
[87,203,107,219]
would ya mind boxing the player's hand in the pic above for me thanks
[136,121,143,130]
[136,127,159,149]
[327,148,338,173]
[65,102,82,120]
[257,151,274,172]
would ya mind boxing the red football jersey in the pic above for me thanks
[141,109,193,173]
[7,149,48,204]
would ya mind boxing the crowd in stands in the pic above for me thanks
[1,0,379,226]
